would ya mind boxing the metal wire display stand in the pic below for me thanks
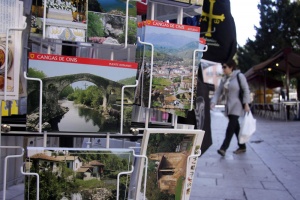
[130,1,206,199]
[0,1,27,199]
[0,0,207,199]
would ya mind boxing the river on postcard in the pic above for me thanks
[58,100,101,132]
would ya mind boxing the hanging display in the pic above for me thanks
[0,0,26,101]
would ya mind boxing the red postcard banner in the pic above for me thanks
[143,20,200,32]
[28,52,138,69]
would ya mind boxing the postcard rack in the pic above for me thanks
[0,0,27,101]
[1,146,148,200]
[0,146,24,200]
[0,0,207,200]
[136,0,207,129]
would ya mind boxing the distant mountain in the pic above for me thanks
[118,76,136,85]
[158,43,198,59]
[145,32,198,49]
[144,32,198,59]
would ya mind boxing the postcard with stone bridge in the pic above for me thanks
[26,52,137,133]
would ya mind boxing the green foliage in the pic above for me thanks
[145,169,175,200]
[68,86,103,109]
[118,76,136,85]
[75,178,105,189]
[148,160,157,172]
[26,162,78,200]
[144,171,159,198]
[123,106,133,126]
[75,151,130,172]
[153,77,172,87]
[159,192,176,200]
[27,68,47,112]
[28,67,47,78]
[173,76,181,83]
[87,12,105,38]
[236,43,261,73]
[59,85,74,99]
[175,176,184,200]
[152,101,162,107]
[128,1,137,16]
[237,0,300,72]
[118,18,137,44]
[108,176,130,200]
[175,109,187,117]
[147,134,185,154]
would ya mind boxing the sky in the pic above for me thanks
[29,59,137,89]
[230,0,261,46]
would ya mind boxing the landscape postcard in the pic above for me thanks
[135,128,205,200]
[26,52,138,133]
[87,0,137,46]
[30,0,136,43]
[25,147,135,200]
[134,20,200,118]
[30,0,88,42]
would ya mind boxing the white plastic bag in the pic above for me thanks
[239,111,256,144]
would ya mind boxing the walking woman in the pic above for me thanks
[210,59,251,156]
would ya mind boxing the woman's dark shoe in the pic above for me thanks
[233,148,246,154]
[217,149,226,156]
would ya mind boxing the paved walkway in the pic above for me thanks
[190,110,300,200]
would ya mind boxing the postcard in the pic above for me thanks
[92,0,137,16]
[26,52,138,133]
[134,128,205,200]
[150,0,203,6]
[30,0,137,44]
[134,20,201,117]
[87,12,137,46]
[0,0,25,100]
[30,0,88,42]
[25,147,135,200]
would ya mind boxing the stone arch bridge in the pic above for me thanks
[28,73,134,120]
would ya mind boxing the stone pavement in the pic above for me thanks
[0,184,24,200]
[190,109,300,200]
[1,109,300,200]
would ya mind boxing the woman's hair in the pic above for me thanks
[222,59,237,70]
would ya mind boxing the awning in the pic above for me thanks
[245,67,283,88]
[245,48,300,101]
[251,48,300,78]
